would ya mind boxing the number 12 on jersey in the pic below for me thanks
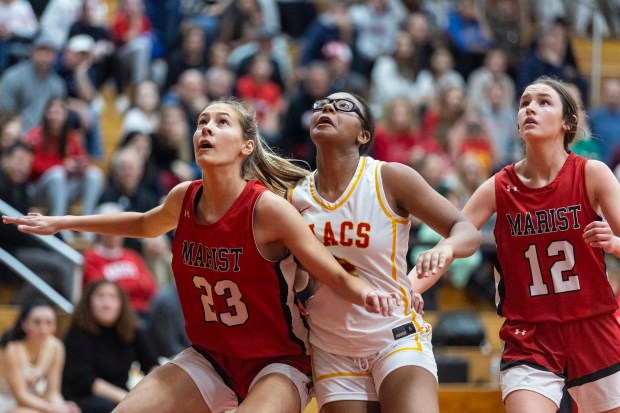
[524,240,581,296]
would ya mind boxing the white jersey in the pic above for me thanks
[288,157,425,357]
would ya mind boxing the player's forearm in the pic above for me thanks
[444,219,481,258]
[56,213,156,238]
[331,274,372,307]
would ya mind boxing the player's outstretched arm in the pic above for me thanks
[2,182,190,239]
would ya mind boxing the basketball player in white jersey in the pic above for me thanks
[288,92,481,413]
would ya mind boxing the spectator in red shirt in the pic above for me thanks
[109,0,157,94]
[236,52,284,145]
[25,97,103,223]
[83,202,157,323]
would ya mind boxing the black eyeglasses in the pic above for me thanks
[312,98,368,128]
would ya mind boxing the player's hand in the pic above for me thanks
[411,291,425,316]
[583,220,618,254]
[415,243,454,278]
[2,213,61,236]
[364,291,401,316]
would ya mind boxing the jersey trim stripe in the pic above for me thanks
[274,259,308,354]
[372,162,420,333]
[373,162,409,225]
[286,182,298,203]
[314,371,373,382]
[309,157,367,210]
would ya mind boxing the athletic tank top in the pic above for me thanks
[171,180,309,359]
[288,157,426,357]
[494,153,618,322]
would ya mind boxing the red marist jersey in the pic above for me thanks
[171,180,310,359]
[494,153,618,322]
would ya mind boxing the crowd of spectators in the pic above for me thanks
[0,0,620,353]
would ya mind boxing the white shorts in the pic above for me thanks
[311,325,437,412]
[501,363,620,412]
[170,347,313,413]
[0,393,16,413]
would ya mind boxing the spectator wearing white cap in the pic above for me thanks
[56,34,104,159]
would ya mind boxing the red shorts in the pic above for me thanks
[193,346,312,399]
[499,313,620,385]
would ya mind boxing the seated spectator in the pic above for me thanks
[120,80,161,135]
[147,282,189,360]
[82,202,158,323]
[280,61,333,168]
[216,0,264,51]
[229,25,291,91]
[62,280,159,413]
[162,23,208,93]
[235,52,285,145]
[206,40,231,70]
[589,78,620,167]
[161,69,208,135]
[68,0,123,98]
[24,97,104,225]
[0,110,23,154]
[0,300,80,413]
[99,146,160,251]
[448,106,495,174]
[0,141,76,302]
[0,34,66,133]
[151,105,196,194]
[111,131,162,198]
[372,97,427,165]
[348,0,407,78]
[485,0,525,75]
[446,0,495,79]
[0,0,39,72]
[296,0,353,70]
[516,17,588,101]
[140,235,173,288]
[109,0,157,96]
[478,80,520,171]
[405,12,438,72]
[369,30,422,117]
[467,48,516,110]
[415,47,465,110]
[421,84,467,158]
[204,66,236,101]
[322,40,368,101]
[39,0,82,49]
[56,34,104,159]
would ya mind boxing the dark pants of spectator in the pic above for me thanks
[70,396,117,413]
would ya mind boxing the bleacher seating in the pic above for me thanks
[571,35,620,104]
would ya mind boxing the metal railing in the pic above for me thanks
[0,199,83,312]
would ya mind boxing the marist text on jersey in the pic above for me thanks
[505,205,582,236]
[181,240,243,272]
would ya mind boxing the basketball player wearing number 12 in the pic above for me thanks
[464,76,620,413]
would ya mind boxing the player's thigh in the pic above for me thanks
[238,363,312,413]
[238,372,301,413]
[321,400,380,413]
[504,389,558,413]
[112,363,210,413]
[379,366,439,413]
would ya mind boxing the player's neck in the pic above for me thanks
[315,153,360,201]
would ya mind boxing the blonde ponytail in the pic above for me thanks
[214,98,310,197]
